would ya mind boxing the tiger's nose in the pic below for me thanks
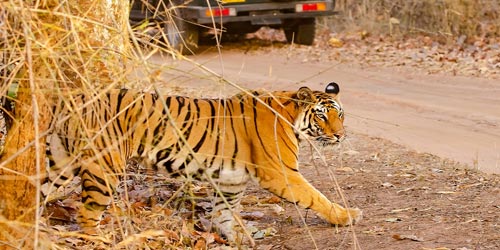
[334,132,346,142]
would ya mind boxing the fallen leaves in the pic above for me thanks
[435,190,459,194]
[265,195,282,204]
[422,247,453,250]
[241,211,265,221]
[287,32,500,79]
[328,37,344,48]
[252,227,277,240]
[392,234,424,242]
[114,229,178,249]
[384,217,402,223]
[381,182,395,188]
[336,166,355,173]
[390,207,413,213]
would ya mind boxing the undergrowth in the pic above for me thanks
[332,0,500,43]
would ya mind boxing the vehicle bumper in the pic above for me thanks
[130,0,337,25]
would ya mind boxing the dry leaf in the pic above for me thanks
[342,150,360,156]
[241,195,259,205]
[241,211,265,220]
[212,232,228,244]
[328,38,344,48]
[163,229,180,241]
[392,234,424,242]
[390,207,412,213]
[264,195,282,204]
[381,182,394,188]
[389,17,400,24]
[193,237,207,250]
[421,247,451,250]
[337,167,355,172]
[385,218,402,223]
[435,191,458,194]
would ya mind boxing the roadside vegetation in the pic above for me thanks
[332,0,499,42]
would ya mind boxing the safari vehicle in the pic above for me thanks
[129,0,337,54]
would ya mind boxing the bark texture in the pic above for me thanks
[0,1,129,248]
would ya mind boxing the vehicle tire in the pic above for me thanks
[284,18,316,45]
[164,7,199,55]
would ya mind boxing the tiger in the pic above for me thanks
[44,82,361,241]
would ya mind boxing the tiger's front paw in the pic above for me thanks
[327,206,362,226]
[344,207,362,226]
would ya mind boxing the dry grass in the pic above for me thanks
[332,0,500,43]
[0,1,189,249]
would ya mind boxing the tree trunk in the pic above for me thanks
[0,1,129,249]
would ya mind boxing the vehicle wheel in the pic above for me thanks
[284,18,316,45]
[164,8,199,55]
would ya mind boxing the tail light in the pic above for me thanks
[295,2,327,12]
[205,8,237,17]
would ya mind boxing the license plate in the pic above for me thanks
[222,0,245,3]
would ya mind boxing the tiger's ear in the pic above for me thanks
[296,86,315,104]
[325,82,340,94]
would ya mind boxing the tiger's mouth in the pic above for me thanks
[316,136,343,147]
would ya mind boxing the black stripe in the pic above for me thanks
[192,126,208,153]
[227,102,238,169]
[73,166,82,176]
[193,99,201,127]
[176,96,185,115]
[205,100,218,168]
[81,169,107,186]
[152,123,164,146]
[183,153,194,168]
[266,97,273,106]
[163,159,174,173]
[181,102,194,141]
[80,201,108,210]
[239,99,249,137]
[164,96,172,113]
[138,141,145,156]
[116,89,128,116]
[156,146,172,160]
[278,118,299,162]
[252,99,272,159]
[83,185,111,197]
[208,100,216,132]
[208,131,220,168]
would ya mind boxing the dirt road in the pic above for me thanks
[150,46,500,174]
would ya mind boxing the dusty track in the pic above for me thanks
[150,45,500,174]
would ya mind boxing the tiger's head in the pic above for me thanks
[294,82,345,146]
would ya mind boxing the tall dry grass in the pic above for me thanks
[333,0,500,43]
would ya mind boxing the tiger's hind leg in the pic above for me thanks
[77,156,119,233]
[43,134,80,197]
[210,185,246,242]
[209,167,250,242]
